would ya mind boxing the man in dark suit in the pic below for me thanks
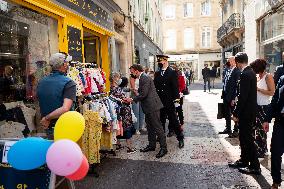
[125,64,167,158]
[266,75,284,188]
[219,56,240,136]
[230,52,261,175]
[202,64,211,92]
[154,54,184,148]
[273,52,284,85]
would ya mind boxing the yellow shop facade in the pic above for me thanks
[0,0,115,92]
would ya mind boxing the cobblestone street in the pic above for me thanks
[76,82,283,189]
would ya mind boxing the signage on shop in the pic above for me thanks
[0,15,29,36]
[67,26,83,62]
[0,141,53,189]
[55,0,114,31]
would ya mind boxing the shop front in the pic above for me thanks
[257,1,284,72]
[0,0,114,105]
[0,0,116,188]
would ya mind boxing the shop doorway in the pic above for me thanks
[83,28,102,67]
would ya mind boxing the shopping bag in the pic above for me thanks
[217,103,225,119]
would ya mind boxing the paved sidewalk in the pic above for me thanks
[76,82,283,189]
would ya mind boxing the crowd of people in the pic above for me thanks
[36,53,189,160]
[218,52,284,189]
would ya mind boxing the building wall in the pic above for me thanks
[112,0,133,75]
[244,0,257,63]
[133,0,163,68]
[221,0,244,22]
[163,0,221,54]
[163,0,221,80]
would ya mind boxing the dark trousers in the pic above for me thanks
[203,78,211,91]
[223,99,232,131]
[239,117,260,169]
[160,106,184,141]
[145,110,167,149]
[176,97,184,125]
[271,122,284,184]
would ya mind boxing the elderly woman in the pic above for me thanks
[250,59,275,158]
[110,73,136,154]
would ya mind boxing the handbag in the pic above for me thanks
[217,103,225,119]
[182,87,190,95]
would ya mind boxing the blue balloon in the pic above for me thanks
[7,137,53,170]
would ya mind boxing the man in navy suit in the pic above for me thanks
[219,56,240,136]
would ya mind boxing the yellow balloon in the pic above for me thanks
[54,111,85,142]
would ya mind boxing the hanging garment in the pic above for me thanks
[80,110,103,164]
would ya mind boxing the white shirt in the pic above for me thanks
[257,74,271,105]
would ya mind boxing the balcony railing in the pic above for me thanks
[217,13,243,42]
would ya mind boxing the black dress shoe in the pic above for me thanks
[228,131,239,138]
[156,148,168,158]
[178,140,185,149]
[219,128,232,134]
[238,167,261,175]
[228,160,248,169]
[140,146,156,152]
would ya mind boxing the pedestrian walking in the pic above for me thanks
[219,56,240,136]
[202,64,211,92]
[250,59,275,158]
[154,54,184,148]
[230,52,261,175]
[125,64,168,158]
[210,66,217,88]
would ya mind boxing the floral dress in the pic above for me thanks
[110,86,134,138]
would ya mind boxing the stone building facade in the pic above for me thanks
[218,0,245,64]
[163,0,222,80]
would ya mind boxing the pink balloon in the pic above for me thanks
[66,155,89,181]
[46,139,83,176]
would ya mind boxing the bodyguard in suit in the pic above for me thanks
[219,56,240,136]
[273,52,284,85]
[125,64,167,158]
[266,75,284,189]
[230,52,261,175]
[154,55,184,148]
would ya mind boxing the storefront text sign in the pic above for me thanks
[67,26,83,62]
[0,141,52,189]
[1,141,16,163]
[56,0,114,31]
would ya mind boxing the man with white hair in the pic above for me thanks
[37,52,76,139]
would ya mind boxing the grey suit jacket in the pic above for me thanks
[133,73,163,114]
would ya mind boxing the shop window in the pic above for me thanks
[260,7,284,42]
[0,0,58,102]
[261,39,284,72]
